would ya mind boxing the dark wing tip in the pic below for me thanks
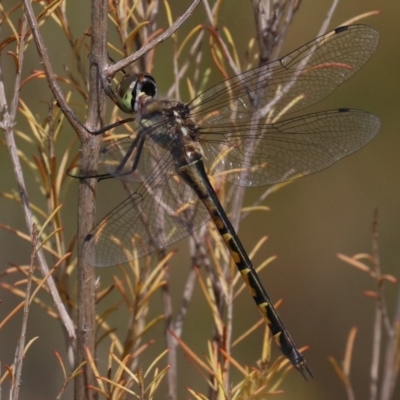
[335,25,349,34]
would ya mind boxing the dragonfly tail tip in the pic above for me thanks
[298,362,314,381]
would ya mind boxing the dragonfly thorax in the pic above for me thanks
[164,102,202,149]
[141,99,204,166]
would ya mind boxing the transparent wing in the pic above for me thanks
[188,25,378,124]
[87,145,210,266]
[201,109,380,187]
[87,25,379,266]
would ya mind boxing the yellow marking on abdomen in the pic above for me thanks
[223,233,242,263]
[258,302,271,324]
[240,269,256,296]
[273,331,283,348]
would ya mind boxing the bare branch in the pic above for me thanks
[74,0,109,397]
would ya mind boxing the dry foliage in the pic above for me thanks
[0,1,398,400]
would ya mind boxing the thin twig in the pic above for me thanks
[369,209,399,400]
[370,210,382,400]
[166,28,205,99]
[319,0,340,35]
[21,0,86,138]
[202,0,241,77]
[228,0,301,235]
[174,230,210,338]
[160,251,178,400]
[173,267,198,337]
[379,212,400,400]
[10,224,38,400]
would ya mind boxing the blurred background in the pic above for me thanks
[0,0,399,399]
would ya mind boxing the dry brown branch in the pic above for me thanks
[0,5,75,341]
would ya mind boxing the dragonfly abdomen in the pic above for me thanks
[178,155,312,379]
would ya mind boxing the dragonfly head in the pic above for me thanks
[117,73,157,113]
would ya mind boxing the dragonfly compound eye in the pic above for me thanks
[135,74,157,100]
[116,74,157,113]
[129,74,157,112]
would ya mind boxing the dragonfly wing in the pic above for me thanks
[201,109,380,187]
[87,150,210,266]
[188,25,378,125]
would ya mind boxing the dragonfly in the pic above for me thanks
[79,25,380,379]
